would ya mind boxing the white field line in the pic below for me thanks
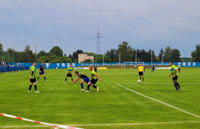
[73,121,200,126]
[116,83,200,119]
[0,121,200,128]
[121,82,200,85]
[1,121,200,128]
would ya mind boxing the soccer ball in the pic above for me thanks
[137,79,141,84]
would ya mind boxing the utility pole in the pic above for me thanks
[95,27,102,63]
[103,53,104,63]
[151,49,153,66]
[135,49,137,65]
[35,44,37,63]
[119,53,121,64]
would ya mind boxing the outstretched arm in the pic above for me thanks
[73,78,79,83]
[96,73,103,82]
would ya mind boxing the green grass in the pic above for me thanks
[0,68,200,129]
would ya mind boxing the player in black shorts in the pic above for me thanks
[64,64,74,83]
[29,63,39,93]
[86,67,102,92]
[37,63,46,81]
[170,62,181,91]
[73,71,90,92]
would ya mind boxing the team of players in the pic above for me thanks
[29,62,181,93]
[28,63,102,93]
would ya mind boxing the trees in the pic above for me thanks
[171,49,181,62]
[23,45,35,62]
[163,47,172,62]
[49,46,63,57]
[7,48,16,62]
[105,49,118,62]
[191,45,200,61]
[0,42,183,63]
[0,43,3,61]
[117,41,134,62]
[159,48,164,62]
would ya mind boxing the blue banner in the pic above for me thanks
[5,62,200,70]
[0,65,29,72]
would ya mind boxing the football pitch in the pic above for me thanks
[0,68,200,129]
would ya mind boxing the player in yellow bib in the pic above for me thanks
[64,64,74,83]
[28,63,39,93]
[138,64,144,81]
[169,62,181,91]
[86,67,102,92]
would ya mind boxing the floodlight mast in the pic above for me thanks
[95,27,102,63]
[96,27,101,55]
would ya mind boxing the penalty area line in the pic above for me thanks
[1,121,200,128]
[116,83,200,119]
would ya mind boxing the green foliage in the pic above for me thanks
[49,46,63,57]
[0,42,183,63]
[171,49,181,62]
[118,41,134,62]
[191,45,200,61]
[163,47,181,62]
[0,43,3,61]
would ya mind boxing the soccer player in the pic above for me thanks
[29,63,39,93]
[86,67,102,92]
[73,71,90,91]
[37,63,46,81]
[138,64,144,81]
[169,62,181,91]
[151,65,155,72]
[64,64,74,83]
[94,66,97,72]
[177,65,181,73]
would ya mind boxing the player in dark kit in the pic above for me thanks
[37,63,46,81]
[94,66,97,72]
[73,71,90,92]
[29,63,39,93]
[86,67,102,92]
[169,62,181,91]
[64,64,74,83]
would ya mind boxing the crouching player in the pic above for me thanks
[169,62,181,91]
[29,63,39,93]
[64,64,74,83]
[86,67,102,92]
[73,71,90,92]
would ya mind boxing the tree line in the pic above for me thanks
[0,41,200,63]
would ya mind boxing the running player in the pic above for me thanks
[29,63,39,93]
[138,64,144,81]
[37,63,46,81]
[64,64,74,83]
[169,62,181,91]
[73,71,90,92]
[86,67,102,92]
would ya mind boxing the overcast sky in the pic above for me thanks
[0,0,200,57]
